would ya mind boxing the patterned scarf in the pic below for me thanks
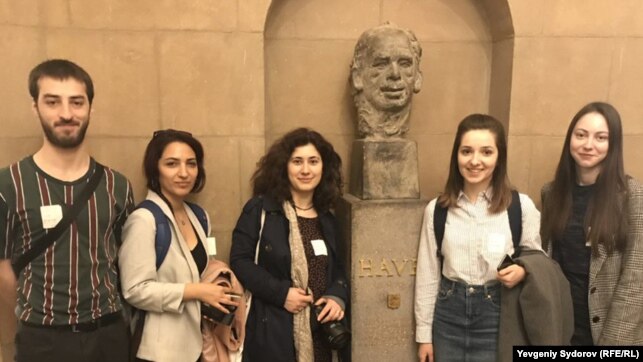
[282,201,314,362]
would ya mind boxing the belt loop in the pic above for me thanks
[449,279,457,291]
[444,278,457,293]
[483,282,498,296]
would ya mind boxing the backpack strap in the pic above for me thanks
[508,190,522,257]
[186,201,209,236]
[130,200,210,360]
[137,200,210,270]
[433,190,523,259]
[136,200,171,270]
[432,201,448,260]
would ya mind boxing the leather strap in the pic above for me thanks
[12,163,105,276]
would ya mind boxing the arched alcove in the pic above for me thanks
[264,0,514,198]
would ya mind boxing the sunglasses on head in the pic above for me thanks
[153,129,193,138]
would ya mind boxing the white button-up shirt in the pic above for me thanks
[414,190,543,343]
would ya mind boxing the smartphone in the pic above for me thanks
[497,254,514,271]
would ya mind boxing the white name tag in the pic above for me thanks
[40,205,63,229]
[310,239,328,256]
[486,233,506,254]
[206,237,217,256]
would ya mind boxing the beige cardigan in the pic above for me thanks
[119,190,209,362]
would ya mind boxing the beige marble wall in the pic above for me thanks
[506,0,643,202]
[0,0,272,358]
[2,0,643,360]
[265,0,495,201]
[0,0,271,260]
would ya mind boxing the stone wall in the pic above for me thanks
[265,0,495,201]
[0,1,271,359]
[507,0,643,198]
[0,0,271,264]
[2,0,643,360]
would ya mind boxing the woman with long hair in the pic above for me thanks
[230,128,349,362]
[119,129,239,361]
[415,114,542,362]
[540,102,643,345]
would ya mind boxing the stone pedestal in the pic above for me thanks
[349,139,420,200]
[336,194,427,362]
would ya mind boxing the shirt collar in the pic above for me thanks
[457,187,494,204]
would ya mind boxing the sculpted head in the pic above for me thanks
[350,23,423,138]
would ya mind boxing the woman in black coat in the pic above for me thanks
[230,128,349,362]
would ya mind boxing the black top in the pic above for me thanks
[190,234,207,276]
[553,183,594,345]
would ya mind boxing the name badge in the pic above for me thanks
[40,205,63,229]
[206,237,217,256]
[310,239,328,256]
[486,233,506,254]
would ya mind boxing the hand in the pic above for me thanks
[314,297,344,323]
[0,260,17,308]
[418,343,433,362]
[284,288,313,314]
[496,264,526,288]
[199,283,239,313]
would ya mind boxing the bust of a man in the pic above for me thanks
[350,23,423,139]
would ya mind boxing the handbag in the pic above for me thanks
[11,163,105,276]
[229,208,265,362]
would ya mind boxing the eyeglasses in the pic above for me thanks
[153,129,193,138]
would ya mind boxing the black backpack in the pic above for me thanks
[433,190,522,260]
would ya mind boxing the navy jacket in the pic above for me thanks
[230,196,349,362]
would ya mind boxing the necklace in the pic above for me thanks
[293,203,314,211]
[174,212,188,226]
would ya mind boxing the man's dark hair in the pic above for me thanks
[28,59,95,104]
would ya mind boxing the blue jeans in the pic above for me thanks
[433,278,501,362]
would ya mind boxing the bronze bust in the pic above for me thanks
[350,23,423,139]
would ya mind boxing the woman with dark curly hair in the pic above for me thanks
[230,128,349,362]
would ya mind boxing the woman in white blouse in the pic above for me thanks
[414,114,542,362]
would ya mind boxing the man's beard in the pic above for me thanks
[39,114,90,149]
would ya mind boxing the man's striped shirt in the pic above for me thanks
[0,156,134,325]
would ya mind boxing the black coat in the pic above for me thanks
[230,196,349,362]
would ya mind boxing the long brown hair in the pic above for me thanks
[541,102,628,254]
[438,114,512,213]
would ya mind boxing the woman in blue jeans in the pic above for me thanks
[414,114,543,362]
